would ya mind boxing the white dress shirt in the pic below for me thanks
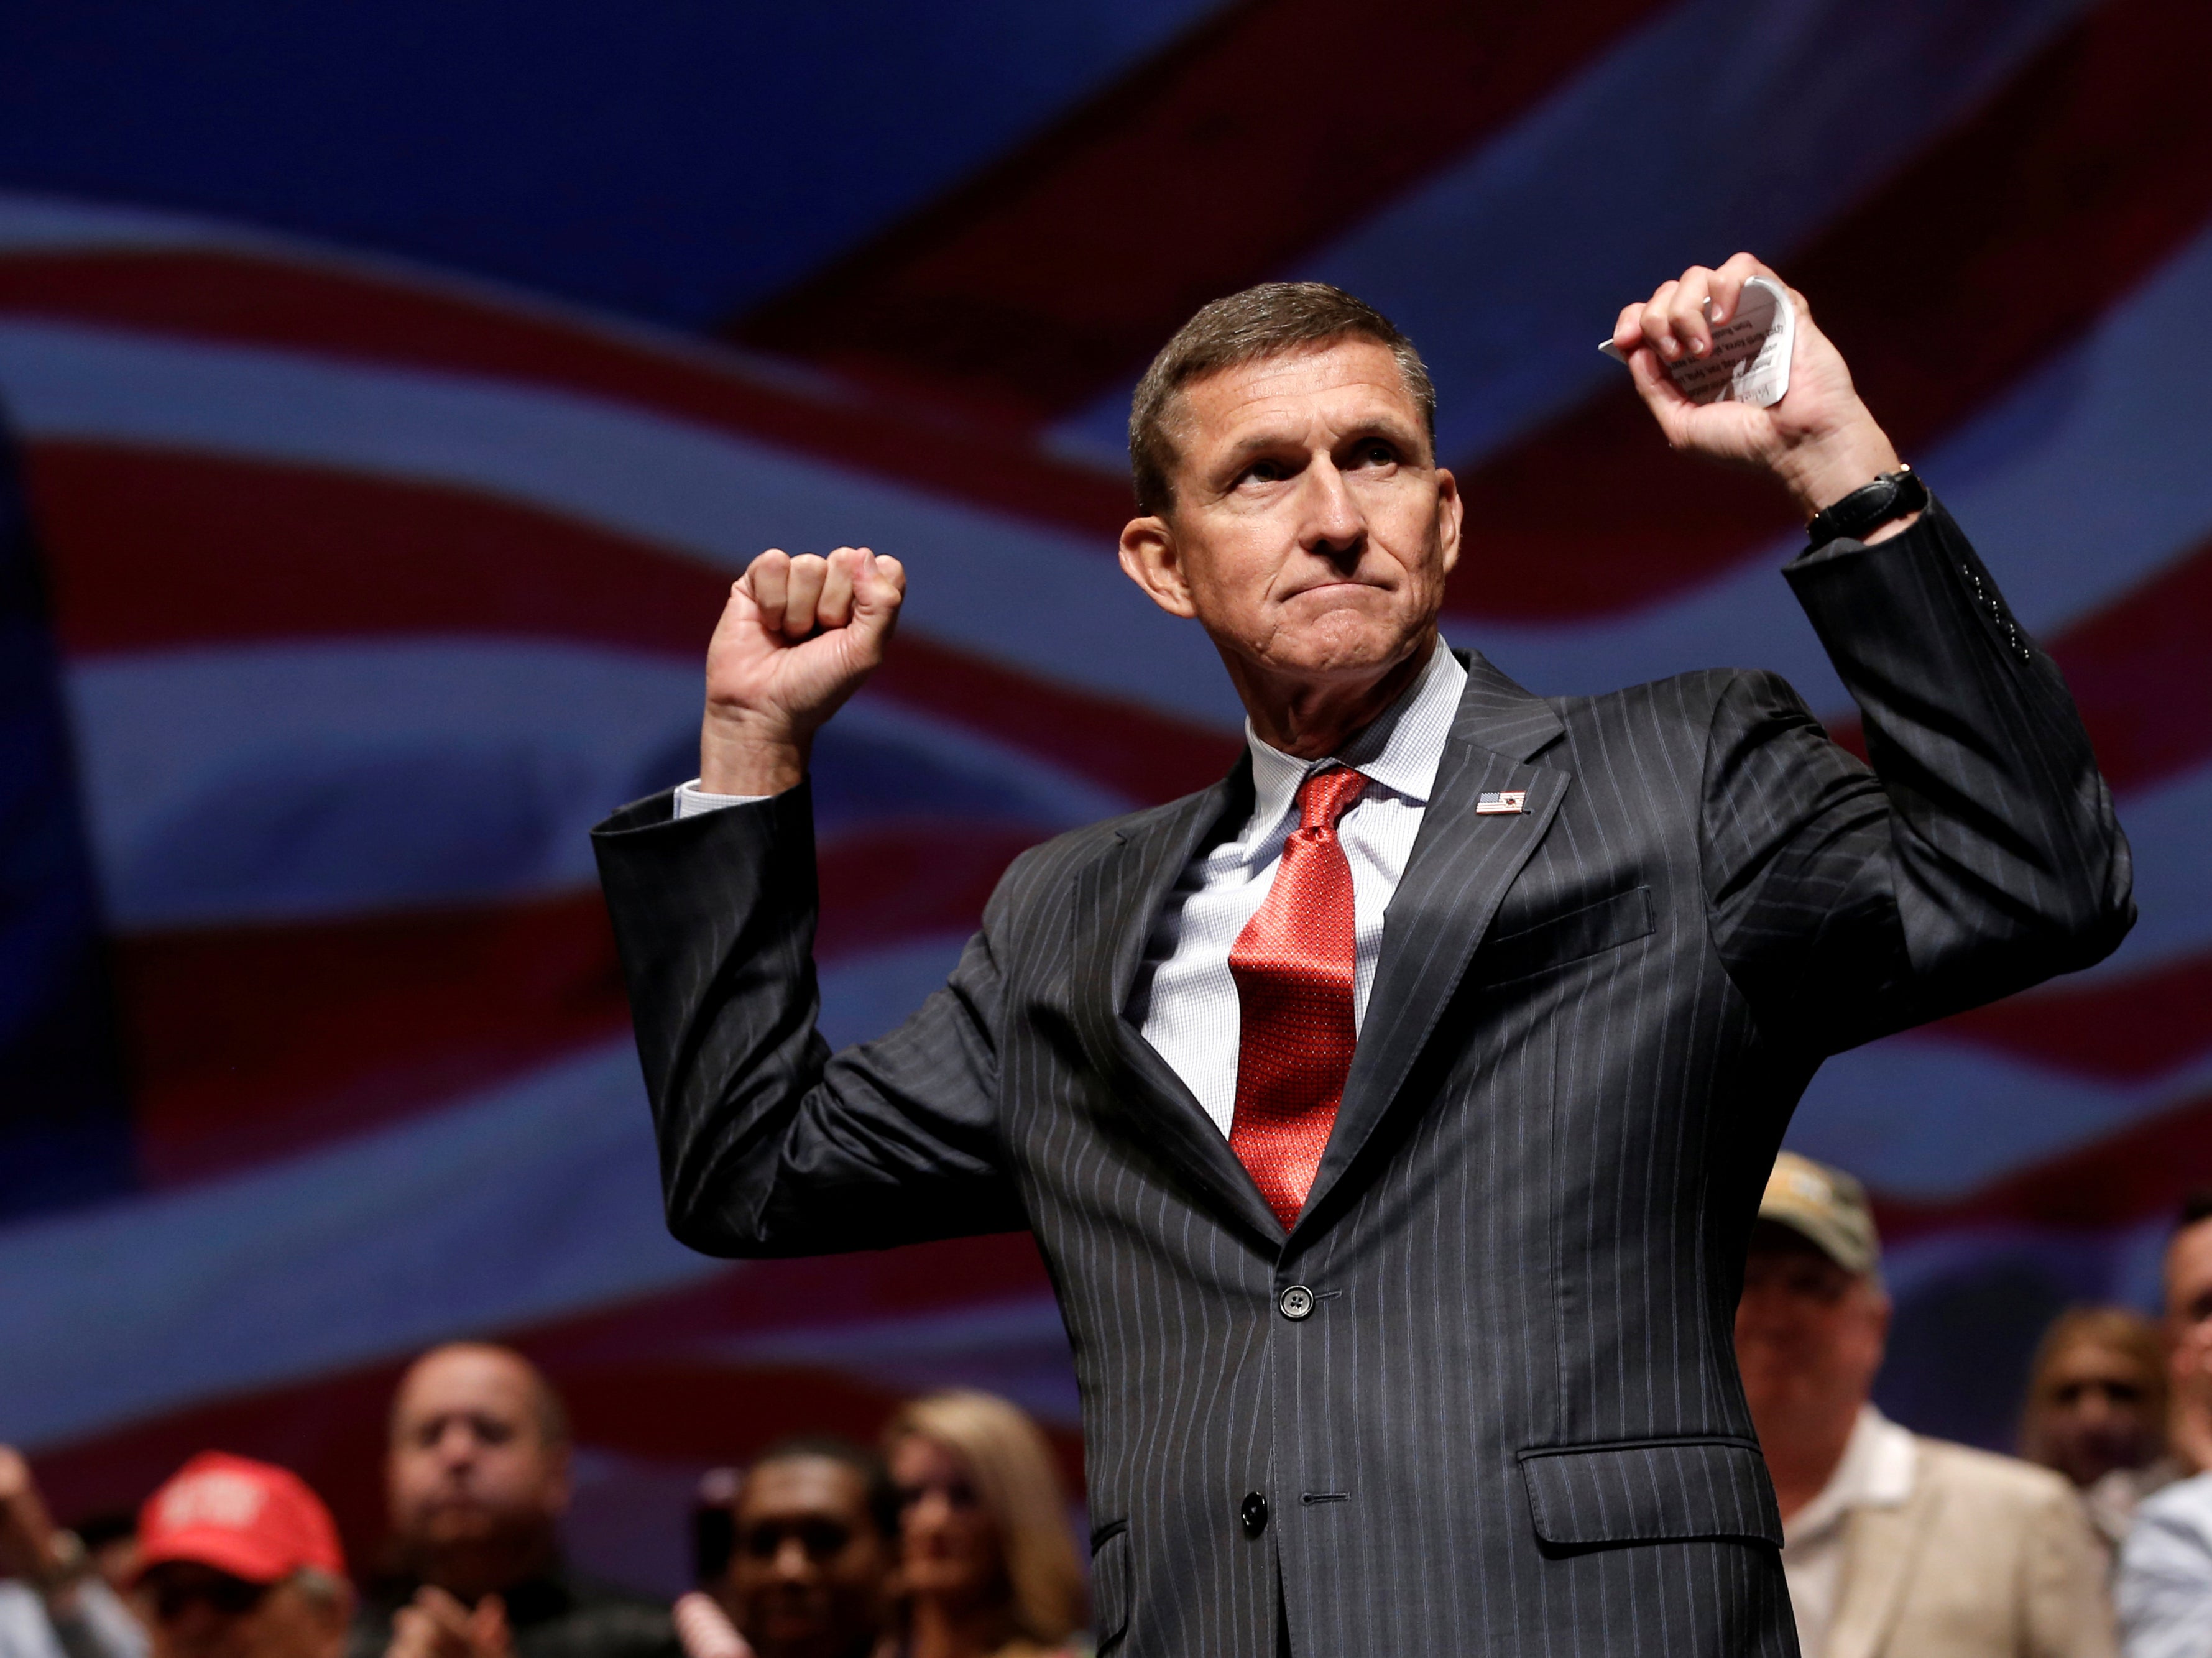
[673,642,1468,1141]
[1126,643,1465,1136]
[1780,1404,1919,1658]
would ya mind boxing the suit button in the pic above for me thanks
[1240,1491,1268,1537]
[1278,1285,1315,1320]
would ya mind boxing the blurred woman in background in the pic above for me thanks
[2021,1305,2181,1552]
[883,1392,1084,1658]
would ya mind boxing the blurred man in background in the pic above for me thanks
[0,1447,144,1658]
[2020,1306,2178,1554]
[1738,1153,2114,1657]
[2157,1194,2212,1475]
[353,1345,673,1658]
[132,1453,350,1658]
[2113,1196,2212,1657]
[716,1440,895,1658]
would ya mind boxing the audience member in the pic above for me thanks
[882,1393,1082,1658]
[2113,1194,2212,1657]
[132,1453,351,1658]
[1738,1153,2114,1657]
[351,1344,674,1658]
[70,1519,142,1606]
[2022,1306,2180,1551]
[719,1439,896,1658]
[0,1445,145,1658]
[2160,1192,2212,1475]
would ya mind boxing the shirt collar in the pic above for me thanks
[1242,640,1467,837]
[1786,1403,1919,1546]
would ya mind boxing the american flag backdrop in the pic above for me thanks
[1,0,2208,1593]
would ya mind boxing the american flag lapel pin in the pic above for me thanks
[1475,790,1529,815]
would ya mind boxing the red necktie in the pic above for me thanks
[1228,766,1369,1231]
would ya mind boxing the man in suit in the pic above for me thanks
[1740,1154,2114,1657]
[592,256,2132,1656]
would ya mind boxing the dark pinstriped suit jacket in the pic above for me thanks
[592,500,2132,1657]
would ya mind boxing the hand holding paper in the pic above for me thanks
[1606,252,1912,528]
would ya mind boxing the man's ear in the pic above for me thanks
[1435,467,1463,579]
[1118,514,1199,620]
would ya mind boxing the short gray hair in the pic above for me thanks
[1128,282,1436,517]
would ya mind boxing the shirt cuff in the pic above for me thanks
[674,780,770,818]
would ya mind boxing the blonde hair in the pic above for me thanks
[2019,1304,2168,1465]
[885,1390,1085,1647]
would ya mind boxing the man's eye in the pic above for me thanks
[1356,443,1394,466]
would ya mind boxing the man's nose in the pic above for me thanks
[1299,458,1366,556]
[772,1536,814,1582]
[162,1603,228,1648]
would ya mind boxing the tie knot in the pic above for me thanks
[1295,766,1368,833]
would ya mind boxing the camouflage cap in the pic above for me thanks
[1758,1151,1880,1276]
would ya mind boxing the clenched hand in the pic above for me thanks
[698,545,906,796]
[1613,253,1914,533]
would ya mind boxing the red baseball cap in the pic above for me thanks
[135,1453,347,1585]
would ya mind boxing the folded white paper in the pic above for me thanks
[1600,274,1794,408]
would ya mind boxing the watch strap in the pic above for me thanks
[1806,465,1929,545]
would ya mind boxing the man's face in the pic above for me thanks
[1734,1228,1889,1427]
[2167,1222,2212,1378]
[728,1458,890,1658]
[387,1349,568,1556]
[2033,1338,2164,1488]
[137,1565,346,1658]
[1120,338,1462,692]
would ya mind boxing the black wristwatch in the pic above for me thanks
[1805,465,1929,545]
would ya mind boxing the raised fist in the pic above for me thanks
[1613,253,1907,524]
[698,544,906,796]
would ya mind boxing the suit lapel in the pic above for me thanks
[1297,651,1568,1233]
[1827,1480,1941,1658]
[1069,761,1284,1245]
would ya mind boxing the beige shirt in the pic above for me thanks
[1781,1406,2116,1658]
[1784,1404,1919,1658]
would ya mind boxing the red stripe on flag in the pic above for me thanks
[117,826,1037,1186]
[2052,530,2212,796]
[730,0,1671,423]
[27,443,1238,803]
[1876,1084,2212,1243]
[1446,0,2212,620]
[0,251,1131,538]
[1926,946,2212,1084]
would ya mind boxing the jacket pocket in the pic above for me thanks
[1517,1437,1782,1547]
[1090,1520,1130,1652]
[1478,885,1655,986]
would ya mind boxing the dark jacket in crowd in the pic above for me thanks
[348,1570,679,1658]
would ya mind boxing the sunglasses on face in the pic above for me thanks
[740,1520,854,1563]
[144,1575,272,1621]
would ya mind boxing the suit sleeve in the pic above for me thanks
[591,780,1029,1258]
[1700,495,2134,1052]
